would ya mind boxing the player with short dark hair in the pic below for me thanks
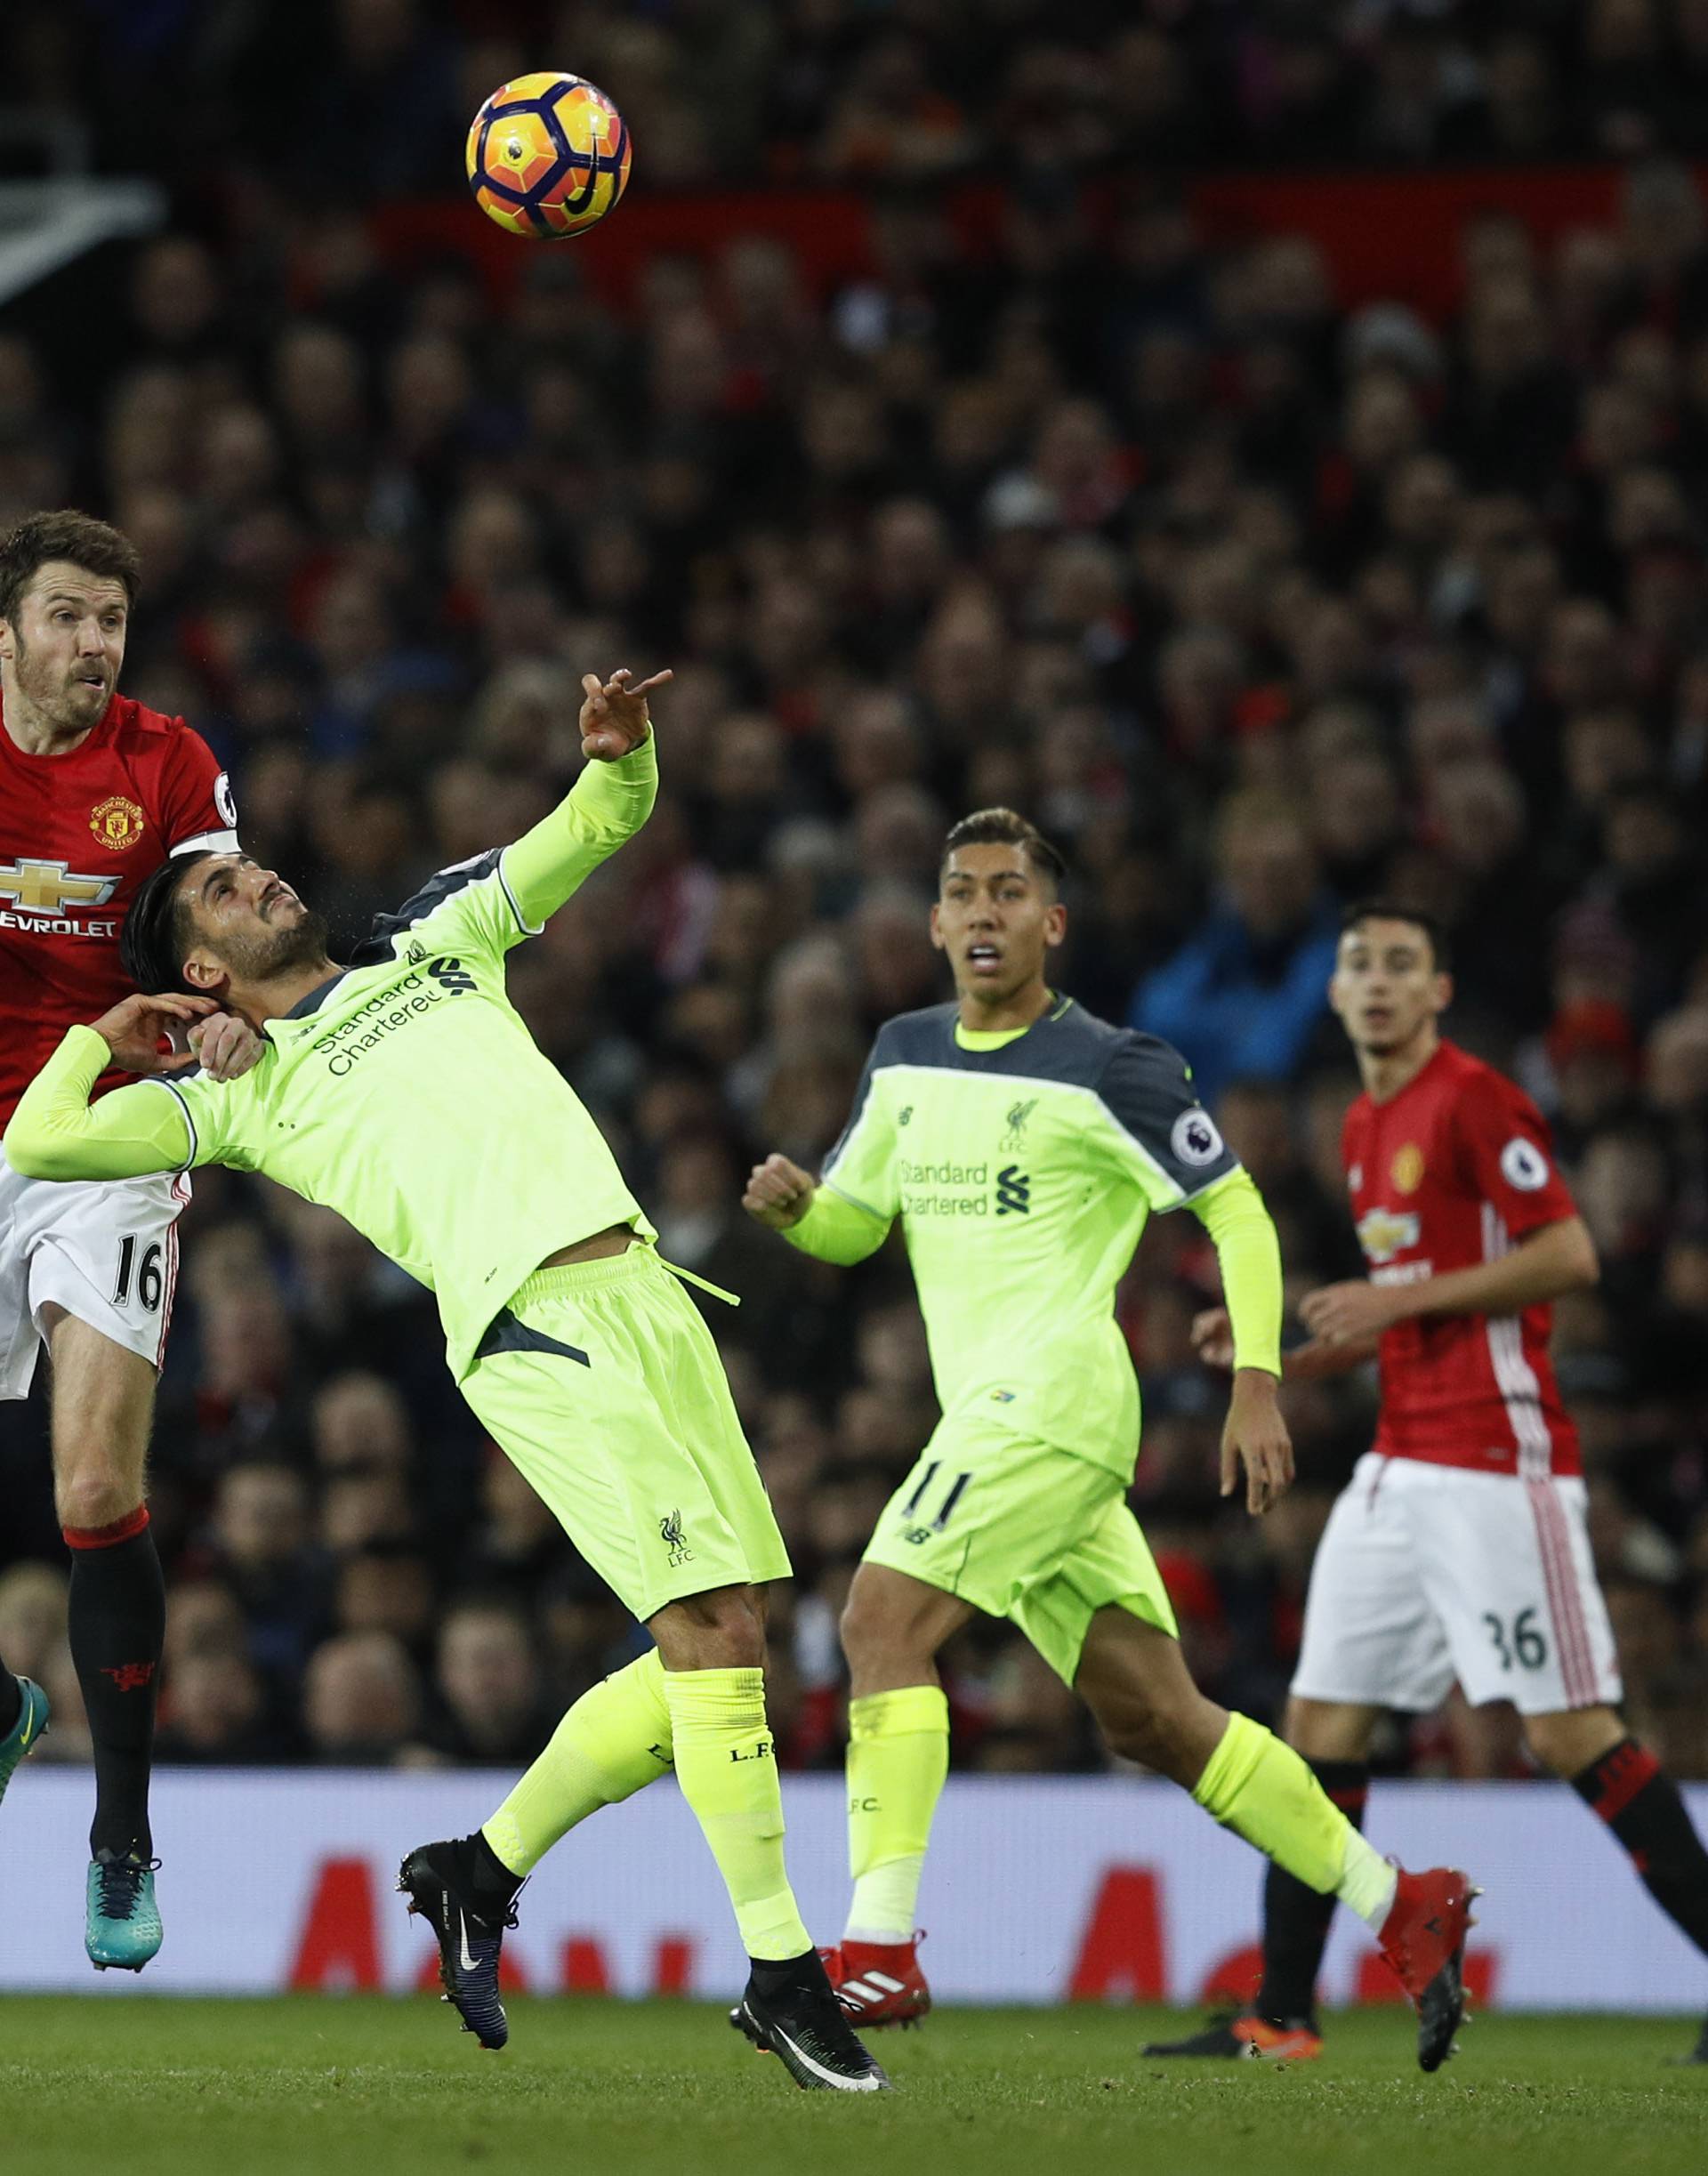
[742,821,1479,2071]
[1149,901,1708,2065]
[0,508,254,1970]
[4,668,886,2092]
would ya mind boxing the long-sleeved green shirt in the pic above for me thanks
[782,995,1282,1476]
[6,742,659,1381]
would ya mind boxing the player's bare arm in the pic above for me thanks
[742,1153,817,1230]
[1301,1214,1599,1345]
[578,666,670,760]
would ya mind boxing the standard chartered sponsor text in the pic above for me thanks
[899,1158,992,1216]
[310,971,453,1076]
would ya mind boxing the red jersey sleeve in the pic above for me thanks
[1452,1066,1577,1239]
[157,723,238,855]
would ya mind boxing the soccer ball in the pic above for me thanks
[465,73,631,240]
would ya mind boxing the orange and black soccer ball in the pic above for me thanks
[465,72,631,240]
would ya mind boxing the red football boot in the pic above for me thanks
[824,1936,932,2028]
[1376,1866,1479,2073]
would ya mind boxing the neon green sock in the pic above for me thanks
[663,1665,811,1962]
[481,1650,673,1877]
[1192,1713,1398,1928]
[843,1685,949,1943]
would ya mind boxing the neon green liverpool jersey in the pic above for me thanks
[785,995,1252,1477]
[4,749,657,1382]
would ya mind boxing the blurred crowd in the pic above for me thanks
[20,1,1708,191]
[2,1,1708,1785]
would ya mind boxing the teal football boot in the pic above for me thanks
[0,1676,50,1804]
[86,1850,164,1971]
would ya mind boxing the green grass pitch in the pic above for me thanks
[2,1999,1704,2176]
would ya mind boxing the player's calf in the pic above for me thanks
[398,1834,524,2051]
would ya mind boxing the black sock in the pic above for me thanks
[0,1660,20,1737]
[66,1519,165,1859]
[457,1831,524,1918]
[1573,1738,1708,1957]
[747,1947,818,1995]
[1256,1758,1370,2026]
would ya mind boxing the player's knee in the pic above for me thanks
[839,1585,928,1679]
[837,1587,885,1667]
[1284,1696,1367,1762]
[53,1463,141,1535]
[1097,1696,1196,1782]
[652,1585,766,1671]
[1522,1706,1622,1777]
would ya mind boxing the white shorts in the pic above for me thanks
[0,1148,188,1400]
[1291,1452,1622,1716]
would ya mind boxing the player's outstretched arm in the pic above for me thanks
[4,999,202,1181]
[743,1153,891,1265]
[503,667,668,927]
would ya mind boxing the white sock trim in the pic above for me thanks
[843,1851,925,1946]
[1339,1834,1398,1929]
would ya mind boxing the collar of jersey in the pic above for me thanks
[953,991,1071,1052]
[276,970,350,1022]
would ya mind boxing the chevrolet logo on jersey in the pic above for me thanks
[1357,1205,1421,1265]
[0,858,120,915]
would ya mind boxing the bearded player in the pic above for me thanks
[742,813,1479,2073]
[0,511,254,1970]
[4,669,887,2092]
[1150,901,1708,2064]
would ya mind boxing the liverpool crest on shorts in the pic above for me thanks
[660,1509,695,1567]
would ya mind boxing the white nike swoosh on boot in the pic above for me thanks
[769,2020,883,2091]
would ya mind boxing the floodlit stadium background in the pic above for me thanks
[3,0,1708,2004]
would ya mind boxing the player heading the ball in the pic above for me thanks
[4,669,886,2094]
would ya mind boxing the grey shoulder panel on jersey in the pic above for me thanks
[1096,1029,1239,1194]
[868,1003,962,1068]
[869,996,1123,1084]
[350,849,504,966]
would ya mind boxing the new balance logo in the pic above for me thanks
[100,1663,155,1691]
[995,1165,1030,1215]
[427,955,476,994]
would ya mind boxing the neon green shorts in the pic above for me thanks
[459,1248,791,1624]
[861,1415,1178,1684]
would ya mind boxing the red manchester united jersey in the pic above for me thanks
[1342,1039,1581,1478]
[0,693,238,1127]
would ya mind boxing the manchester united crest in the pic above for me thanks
[1391,1141,1425,1194]
[89,796,147,851]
